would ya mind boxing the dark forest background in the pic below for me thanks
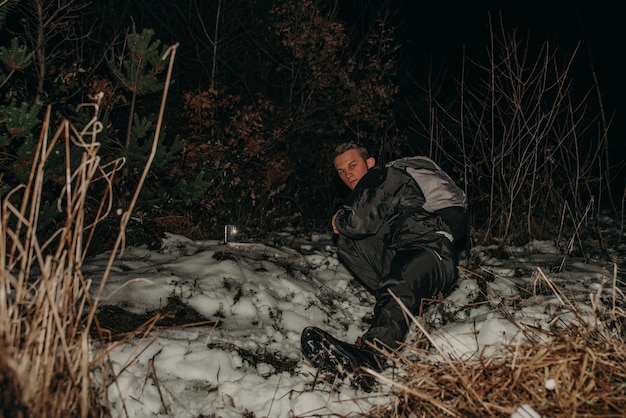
[1,0,624,253]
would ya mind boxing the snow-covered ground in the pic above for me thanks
[82,226,623,418]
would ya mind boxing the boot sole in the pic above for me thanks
[300,326,383,391]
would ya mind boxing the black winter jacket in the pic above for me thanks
[334,166,451,247]
[334,166,453,290]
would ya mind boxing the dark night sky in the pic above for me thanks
[395,1,623,112]
[383,0,625,183]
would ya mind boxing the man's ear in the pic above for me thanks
[366,157,376,169]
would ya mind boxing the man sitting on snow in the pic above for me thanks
[301,142,468,389]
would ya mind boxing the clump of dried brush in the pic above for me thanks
[0,43,178,418]
[0,104,123,417]
[370,267,625,417]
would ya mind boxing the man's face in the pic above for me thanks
[334,149,375,190]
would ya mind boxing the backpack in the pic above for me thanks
[386,156,467,212]
[387,156,469,251]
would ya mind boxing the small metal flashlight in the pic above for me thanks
[224,225,238,243]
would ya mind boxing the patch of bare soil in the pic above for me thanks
[90,296,215,340]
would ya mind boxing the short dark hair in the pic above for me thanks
[334,142,370,160]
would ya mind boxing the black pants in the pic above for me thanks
[337,237,458,349]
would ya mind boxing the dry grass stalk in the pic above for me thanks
[0,43,179,418]
[369,268,625,417]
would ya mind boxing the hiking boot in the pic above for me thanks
[300,326,386,391]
